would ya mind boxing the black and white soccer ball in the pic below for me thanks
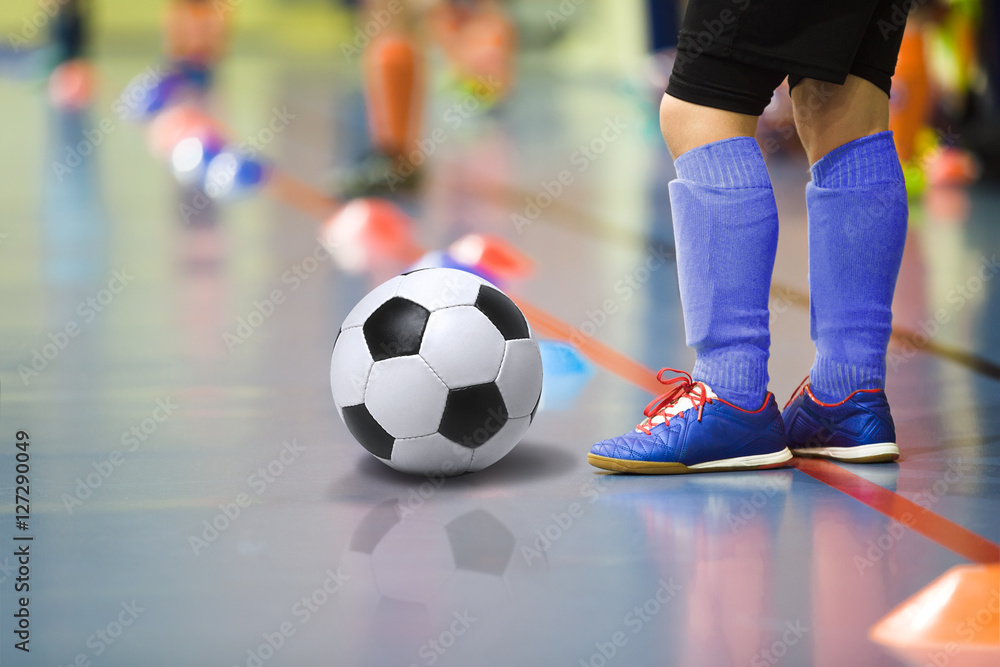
[331,268,543,475]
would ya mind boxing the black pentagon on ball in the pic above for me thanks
[364,297,430,362]
[445,509,515,575]
[438,383,508,448]
[475,285,529,341]
[342,404,395,460]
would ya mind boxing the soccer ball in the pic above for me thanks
[330,268,543,475]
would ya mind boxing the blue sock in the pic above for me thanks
[806,131,908,402]
[669,136,778,410]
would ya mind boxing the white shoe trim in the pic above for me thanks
[792,442,898,461]
[688,448,793,470]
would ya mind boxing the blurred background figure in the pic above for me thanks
[334,0,517,197]
[164,0,230,89]
[47,0,95,110]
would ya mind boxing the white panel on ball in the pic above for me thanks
[340,275,403,330]
[330,327,374,408]
[495,339,543,418]
[366,356,448,438]
[420,306,506,388]
[389,433,474,476]
[396,267,490,311]
[467,415,531,472]
[371,519,454,602]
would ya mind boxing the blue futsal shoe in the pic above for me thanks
[781,379,898,463]
[588,369,792,474]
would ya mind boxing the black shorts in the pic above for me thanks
[666,0,910,116]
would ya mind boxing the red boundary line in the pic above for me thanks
[792,459,1000,564]
[514,296,1000,564]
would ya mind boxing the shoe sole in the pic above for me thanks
[791,442,899,463]
[587,448,793,475]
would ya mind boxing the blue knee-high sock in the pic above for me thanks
[806,131,908,402]
[669,136,778,410]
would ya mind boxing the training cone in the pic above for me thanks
[870,563,999,667]
[319,198,421,273]
[447,234,533,282]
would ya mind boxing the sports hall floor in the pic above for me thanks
[1,48,998,667]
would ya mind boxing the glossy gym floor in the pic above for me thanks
[2,26,999,667]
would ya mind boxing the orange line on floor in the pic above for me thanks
[512,298,665,396]
[792,458,1000,563]
[519,296,1000,564]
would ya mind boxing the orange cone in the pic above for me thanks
[870,563,1000,667]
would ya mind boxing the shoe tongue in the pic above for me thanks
[640,383,717,429]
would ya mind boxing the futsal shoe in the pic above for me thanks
[329,151,422,199]
[781,379,899,463]
[588,369,792,474]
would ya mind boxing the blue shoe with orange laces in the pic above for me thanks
[781,378,899,462]
[588,369,793,474]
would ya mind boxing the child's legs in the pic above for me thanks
[659,62,782,408]
[659,94,758,159]
[791,76,907,400]
[791,75,890,165]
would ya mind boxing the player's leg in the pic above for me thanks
[336,0,424,196]
[658,95,757,159]
[363,28,423,160]
[588,4,793,473]
[782,4,909,462]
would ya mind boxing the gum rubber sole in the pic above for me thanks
[587,448,793,475]
[790,442,899,463]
